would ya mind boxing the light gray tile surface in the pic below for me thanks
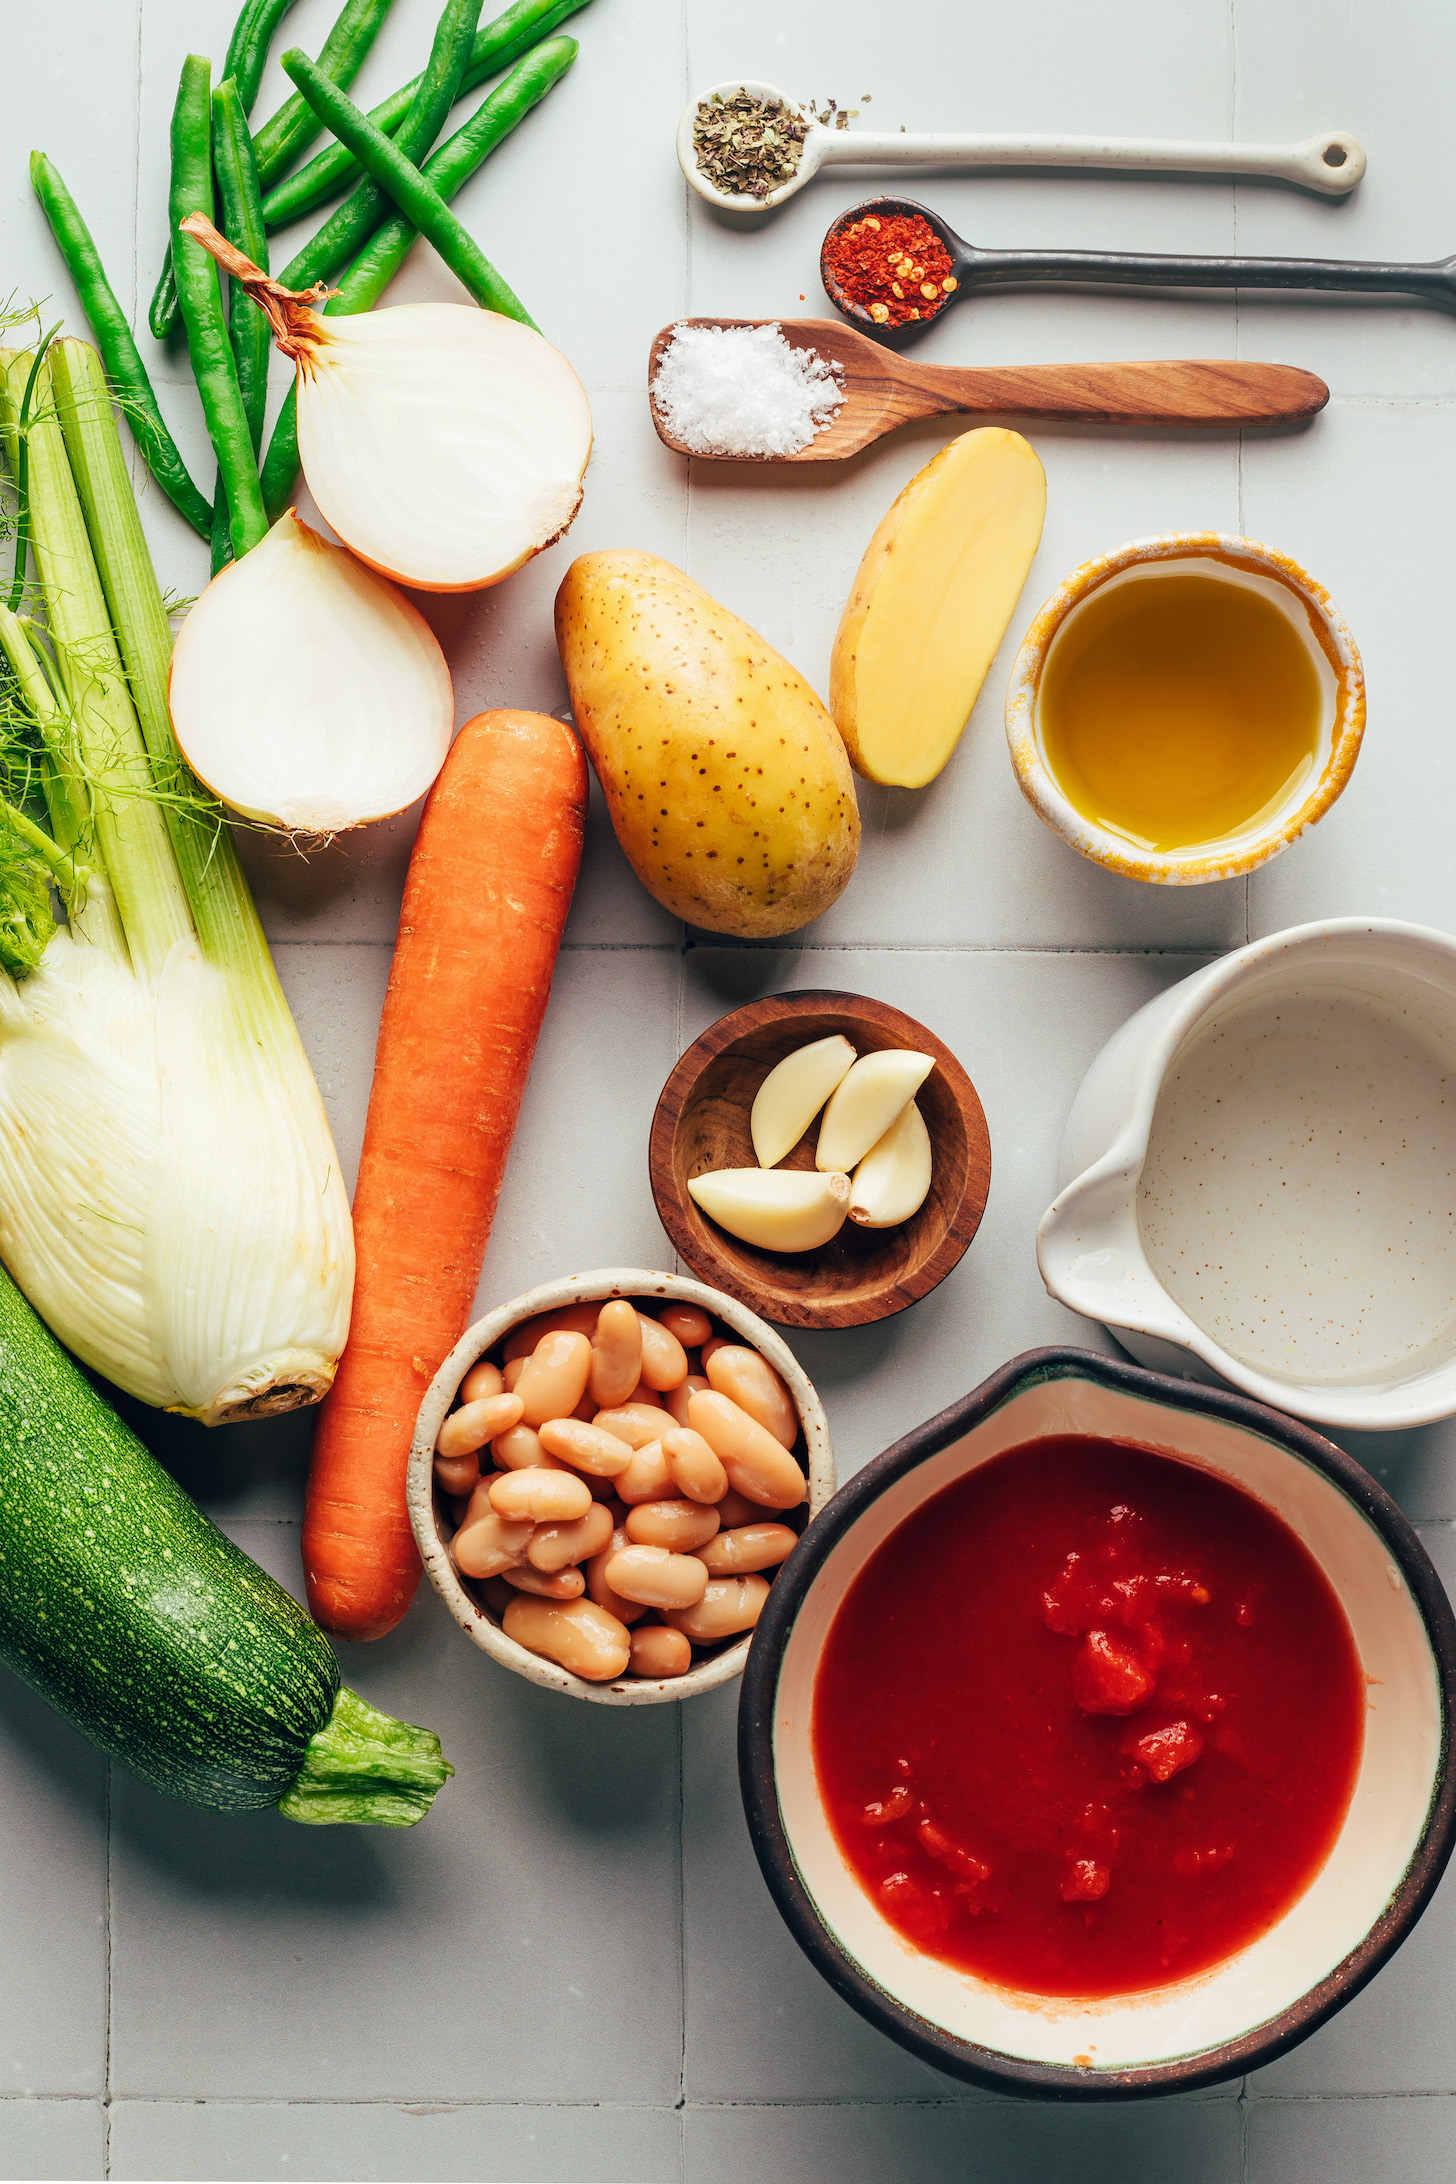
[683,2093,1244,2184]
[0,2101,108,2182]
[108,2100,681,2183]
[1245,2096,1456,2184]
[0,1683,108,2097]
[107,1525,683,2104]
[5,0,1456,2176]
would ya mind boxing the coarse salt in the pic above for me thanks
[652,322,845,457]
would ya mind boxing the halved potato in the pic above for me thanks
[830,428,1047,787]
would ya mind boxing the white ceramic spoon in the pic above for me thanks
[678,78,1366,212]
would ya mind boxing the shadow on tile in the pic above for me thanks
[108,1776,397,1911]
[98,1378,312,1524]
[683,2088,1243,2183]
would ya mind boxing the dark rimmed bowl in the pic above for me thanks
[739,1347,1456,2099]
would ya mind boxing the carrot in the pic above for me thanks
[303,709,587,1642]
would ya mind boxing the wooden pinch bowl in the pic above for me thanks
[650,992,991,1329]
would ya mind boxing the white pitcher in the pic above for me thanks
[1038,917,1456,1431]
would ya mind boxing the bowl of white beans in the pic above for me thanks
[406,1267,836,1704]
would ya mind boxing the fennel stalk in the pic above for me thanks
[0,334,353,1424]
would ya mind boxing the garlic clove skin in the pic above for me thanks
[815,1049,935,1173]
[687,1167,851,1252]
[751,1033,858,1168]
[849,1099,933,1227]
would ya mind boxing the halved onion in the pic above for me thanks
[296,305,593,592]
[177,217,592,592]
[169,510,454,833]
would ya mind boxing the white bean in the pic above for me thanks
[527,1502,615,1573]
[503,1563,585,1600]
[704,1346,798,1450]
[665,1575,770,1642]
[489,1469,592,1523]
[503,1596,632,1681]
[605,1544,710,1611]
[452,1509,534,1580]
[626,1499,720,1553]
[688,1391,806,1509]
[629,1625,693,1679]
[696,1523,797,1576]
[516,1330,593,1427]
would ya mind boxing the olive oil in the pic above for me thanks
[1038,572,1323,853]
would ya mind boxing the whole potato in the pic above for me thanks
[554,552,859,937]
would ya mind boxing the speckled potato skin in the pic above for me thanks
[554,551,860,937]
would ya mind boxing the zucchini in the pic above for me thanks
[0,1264,450,1825]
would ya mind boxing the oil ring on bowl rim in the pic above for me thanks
[737,1345,1456,2100]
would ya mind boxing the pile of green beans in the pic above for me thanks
[169,57,268,564]
[278,0,480,294]
[259,32,572,519]
[148,0,398,341]
[281,46,532,317]
[260,0,589,230]
[32,0,583,559]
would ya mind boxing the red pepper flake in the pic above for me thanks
[823,213,957,326]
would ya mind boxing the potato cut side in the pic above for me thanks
[830,428,1047,788]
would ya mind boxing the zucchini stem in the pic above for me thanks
[277,1686,453,1827]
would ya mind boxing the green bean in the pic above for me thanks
[223,0,301,113]
[277,0,479,293]
[28,154,214,539]
[258,38,568,520]
[148,0,396,341]
[348,36,574,299]
[279,48,535,325]
[209,79,272,575]
[252,0,398,186]
[168,57,267,562]
[260,0,592,230]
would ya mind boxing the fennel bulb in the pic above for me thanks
[0,334,354,1424]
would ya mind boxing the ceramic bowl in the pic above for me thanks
[407,1267,835,1705]
[649,991,991,1330]
[740,1347,1456,2097]
[1004,532,1365,885]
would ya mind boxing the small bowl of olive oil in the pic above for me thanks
[1004,533,1365,885]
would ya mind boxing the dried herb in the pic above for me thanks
[692,87,808,199]
[799,95,863,132]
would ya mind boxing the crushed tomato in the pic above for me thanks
[812,1436,1364,1997]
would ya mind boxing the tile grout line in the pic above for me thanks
[270,938,1231,958]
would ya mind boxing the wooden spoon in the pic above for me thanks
[647,318,1327,463]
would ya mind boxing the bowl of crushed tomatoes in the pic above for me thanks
[739,1346,1456,2098]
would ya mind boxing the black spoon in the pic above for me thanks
[821,194,1456,333]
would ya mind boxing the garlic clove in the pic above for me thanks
[849,1099,933,1227]
[687,1167,851,1253]
[815,1049,935,1173]
[750,1033,857,1168]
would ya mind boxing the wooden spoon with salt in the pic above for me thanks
[646,318,1327,462]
